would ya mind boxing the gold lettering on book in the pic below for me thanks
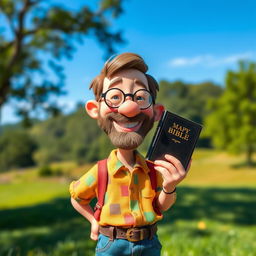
[168,122,190,141]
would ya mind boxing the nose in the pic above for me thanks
[118,100,141,117]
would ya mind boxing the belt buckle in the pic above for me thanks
[126,228,142,242]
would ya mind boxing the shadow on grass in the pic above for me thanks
[0,187,255,255]
[231,161,256,169]
[161,187,256,226]
[0,198,97,256]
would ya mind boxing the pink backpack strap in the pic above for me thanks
[146,161,162,216]
[94,158,108,221]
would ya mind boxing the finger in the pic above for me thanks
[154,165,171,177]
[154,165,179,181]
[154,160,177,175]
[164,155,186,175]
[154,166,182,187]
[154,160,182,180]
[91,233,99,241]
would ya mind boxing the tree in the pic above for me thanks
[157,80,223,123]
[0,0,124,125]
[205,61,256,166]
[0,130,37,171]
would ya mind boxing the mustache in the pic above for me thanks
[105,112,148,123]
[98,110,155,149]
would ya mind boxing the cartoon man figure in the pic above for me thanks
[70,53,189,255]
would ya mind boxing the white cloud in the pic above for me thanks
[168,52,255,67]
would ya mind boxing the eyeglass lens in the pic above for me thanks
[104,88,152,109]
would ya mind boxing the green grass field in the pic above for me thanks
[0,150,256,256]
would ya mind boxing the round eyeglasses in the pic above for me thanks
[101,88,154,109]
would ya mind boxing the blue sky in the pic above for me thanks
[2,0,256,123]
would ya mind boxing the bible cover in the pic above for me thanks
[146,111,202,170]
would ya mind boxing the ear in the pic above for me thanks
[85,100,99,119]
[153,104,165,121]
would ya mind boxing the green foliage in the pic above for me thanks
[38,166,53,177]
[0,0,124,124]
[205,61,256,165]
[31,106,113,165]
[38,165,63,177]
[157,80,223,123]
[0,130,37,171]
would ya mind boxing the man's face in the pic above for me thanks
[97,69,155,150]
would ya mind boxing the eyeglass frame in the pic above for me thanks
[100,88,155,110]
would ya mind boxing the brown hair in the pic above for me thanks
[89,52,159,102]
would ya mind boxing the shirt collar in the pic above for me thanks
[107,149,150,176]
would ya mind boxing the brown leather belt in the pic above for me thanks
[99,223,157,242]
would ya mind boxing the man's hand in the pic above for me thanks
[154,154,191,191]
[90,218,100,240]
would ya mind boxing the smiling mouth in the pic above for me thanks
[113,121,142,132]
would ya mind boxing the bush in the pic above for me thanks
[38,166,63,177]
[0,130,37,172]
[38,166,53,176]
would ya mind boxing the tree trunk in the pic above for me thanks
[246,144,254,167]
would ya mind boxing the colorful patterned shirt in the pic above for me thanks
[69,149,163,227]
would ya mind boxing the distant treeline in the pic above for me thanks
[0,80,223,172]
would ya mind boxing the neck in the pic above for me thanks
[117,148,136,171]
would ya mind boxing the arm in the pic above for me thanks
[156,185,177,212]
[71,198,99,240]
[154,155,191,212]
[69,164,99,240]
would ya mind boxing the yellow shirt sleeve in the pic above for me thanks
[69,164,98,205]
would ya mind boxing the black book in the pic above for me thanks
[146,111,203,170]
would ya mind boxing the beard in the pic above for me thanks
[97,111,154,150]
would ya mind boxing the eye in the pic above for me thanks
[111,95,121,100]
[135,95,145,101]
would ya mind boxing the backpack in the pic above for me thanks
[94,159,162,221]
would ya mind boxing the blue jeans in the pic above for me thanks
[95,234,162,256]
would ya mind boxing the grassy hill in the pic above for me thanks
[183,149,256,187]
